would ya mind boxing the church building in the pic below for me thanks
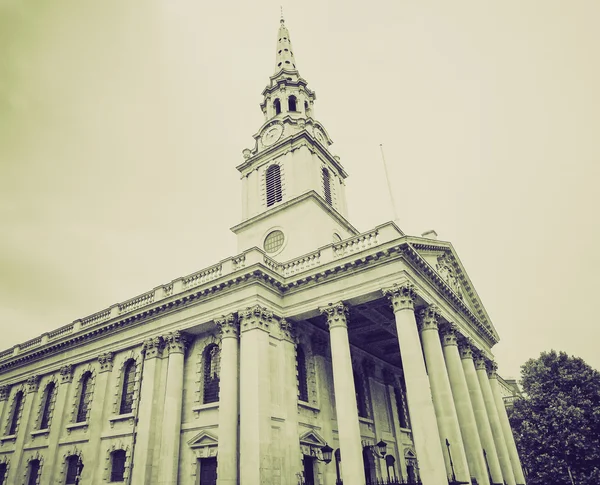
[0,17,525,485]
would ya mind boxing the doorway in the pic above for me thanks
[198,457,217,485]
[302,454,316,485]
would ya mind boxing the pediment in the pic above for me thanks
[409,237,500,344]
[187,430,218,448]
[299,429,327,447]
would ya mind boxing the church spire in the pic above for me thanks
[274,17,297,73]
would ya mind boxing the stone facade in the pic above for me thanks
[0,17,526,485]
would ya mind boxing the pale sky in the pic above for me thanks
[1,0,599,379]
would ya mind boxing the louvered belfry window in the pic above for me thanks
[266,165,283,207]
[296,345,309,402]
[119,360,136,415]
[203,345,221,404]
[40,382,56,429]
[8,390,23,435]
[322,168,332,206]
[76,372,92,423]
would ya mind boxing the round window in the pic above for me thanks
[333,233,342,243]
[264,230,285,253]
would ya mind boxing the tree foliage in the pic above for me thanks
[508,350,600,485]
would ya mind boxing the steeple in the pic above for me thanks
[274,17,297,73]
[231,17,358,261]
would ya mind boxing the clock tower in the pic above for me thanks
[231,17,358,261]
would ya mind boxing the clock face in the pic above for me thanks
[261,124,283,147]
[314,128,326,144]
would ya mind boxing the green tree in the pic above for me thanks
[508,350,600,485]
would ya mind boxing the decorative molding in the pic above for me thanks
[416,305,440,333]
[60,364,74,384]
[141,336,164,360]
[239,305,273,333]
[319,302,349,330]
[383,283,418,312]
[98,352,114,373]
[215,314,239,339]
[0,385,10,401]
[436,253,463,299]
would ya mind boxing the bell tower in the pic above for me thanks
[231,17,358,261]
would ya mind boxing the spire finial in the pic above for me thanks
[280,6,284,22]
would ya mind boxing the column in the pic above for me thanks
[418,306,471,484]
[280,319,303,485]
[382,284,448,485]
[239,305,273,485]
[11,375,40,478]
[42,366,74,485]
[215,314,240,485]
[441,325,489,485]
[460,342,504,485]
[488,363,526,485]
[319,302,364,485]
[131,337,165,485]
[158,331,188,485]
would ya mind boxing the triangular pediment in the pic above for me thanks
[408,237,500,344]
[187,430,218,448]
[299,429,327,447]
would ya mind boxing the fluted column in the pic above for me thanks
[488,363,526,484]
[320,302,364,485]
[216,314,240,485]
[441,326,489,485]
[382,284,448,485]
[131,337,165,485]
[42,366,73,485]
[418,306,471,483]
[239,305,273,485]
[476,358,516,485]
[460,343,504,484]
[158,331,188,485]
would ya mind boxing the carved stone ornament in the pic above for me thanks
[416,305,440,333]
[26,374,40,393]
[98,352,114,372]
[440,323,459,347]
[239,305,273,333]
[164,331,189,355]
[0,385,10,401]
[487,360,498,378]
[60,364,74,384]
[319,302,349,330]
[310,334,328,357]
[436,253,463,299]
[474,357,487,371]
[215,314,239,339]
[142,336,164,360]
[382,283,418,311]
[278,318,296,342]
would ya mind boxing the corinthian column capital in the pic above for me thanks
[278,318,296,342]
[164,331,189,355]
[142,336,165,359]
[440,322,459,347]
[319,302,349,330]
[239,305,273,333]
[457,336,475,360]
[216,314,239,339]
[382,283,418,311]
[416,305,441,332]
[487,360,498,378]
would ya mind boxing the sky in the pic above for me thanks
[1,0,599,380]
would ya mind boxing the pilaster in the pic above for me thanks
[382,283,448,485]
[0,385,9,433]
[319,302,364,485]
[239,305,273,485]
[11,375,40,480]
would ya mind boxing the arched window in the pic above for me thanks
[385,455,397,481]
[7,390,23,435]
[119,360,136,415]
[203,345,221,404]
[354,371,368,418]
[288,95,297,112]
[322,168,332,206]
[39,382,56,429]
[65,455,81,484]
[296,345,309,402]
[266,165,283,207]
[0,462,7,485]
[304,100,309,114]
[273,98,281,115]
[27,459,40,485]
[110,450,127,482]
[76,372,93,423]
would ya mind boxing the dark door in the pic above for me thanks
[199,457,217,485]
[303,455,315,485]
